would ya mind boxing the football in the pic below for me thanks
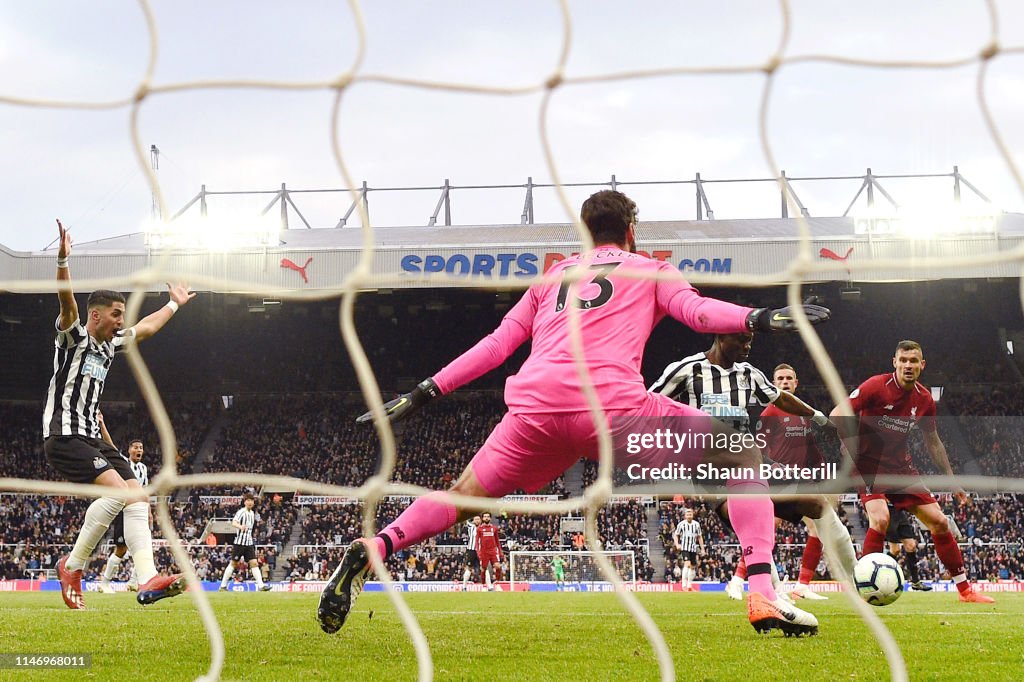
[854,553,905,606]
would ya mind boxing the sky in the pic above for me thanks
[1,0,1023,251]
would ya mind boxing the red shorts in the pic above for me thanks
[469,393,712,496]
[859,491,937,510]
[478,553,501,567]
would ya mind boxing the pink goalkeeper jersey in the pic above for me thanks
[433,246,753,414]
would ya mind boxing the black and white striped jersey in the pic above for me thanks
[466,521,479,550]
[650,352,780,431]
[673,519,702,553]
[232,507,258,546]
[130,460,149,487]
[42,318,136,439]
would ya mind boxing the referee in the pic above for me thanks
[218,494,271,591]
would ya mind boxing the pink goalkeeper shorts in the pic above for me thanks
[469,392,712,496]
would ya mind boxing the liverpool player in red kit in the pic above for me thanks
[832,340,993,603]
[475,513,504,591]
[759,364,832,600]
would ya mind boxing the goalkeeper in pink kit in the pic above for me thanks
[317,190,830,636]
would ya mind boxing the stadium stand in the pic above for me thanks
[3,279,1024,585]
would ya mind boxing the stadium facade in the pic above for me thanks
[3,215,1023,291]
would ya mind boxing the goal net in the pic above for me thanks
[2,3,1022,682]
[509,551,636,589]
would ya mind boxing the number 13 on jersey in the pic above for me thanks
[554,263,621,311]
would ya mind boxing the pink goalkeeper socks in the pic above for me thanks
[726,481,777,601]
[374,491,458,558]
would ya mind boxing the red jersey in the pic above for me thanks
[758,403,825,467]
[475,523,503,558]
[848,372,936,476]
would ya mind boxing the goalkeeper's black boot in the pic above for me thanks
[318,540,372,634]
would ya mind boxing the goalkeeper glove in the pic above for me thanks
[746,297,831,332]
[356,378,441,424]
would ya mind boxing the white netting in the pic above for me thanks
[510,550,636,586]
[4,1,1024,680]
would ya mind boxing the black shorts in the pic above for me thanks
[465,549,479,568]
[232,544,256,563]
[44,435,135,485]
[108,511,126,545]
[681,550,699,564]
[885,509,918,543]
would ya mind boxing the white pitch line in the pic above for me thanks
[366,609,1008,618]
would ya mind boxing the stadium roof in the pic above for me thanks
[3,215,1022,292]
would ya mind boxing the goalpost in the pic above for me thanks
[509,550,636,590]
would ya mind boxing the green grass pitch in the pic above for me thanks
[0,591,1018,681]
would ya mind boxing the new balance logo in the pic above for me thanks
[93,457,106,469]
[742,545,753,557]
[394,527,406,540]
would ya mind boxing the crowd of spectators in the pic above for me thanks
[0,397,214,485]
[5,301,1024,584]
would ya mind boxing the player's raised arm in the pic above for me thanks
[132,282,196,342]
[55,219,78,330]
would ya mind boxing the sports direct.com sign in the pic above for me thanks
[399,250,733,278]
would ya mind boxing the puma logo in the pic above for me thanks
[280,257,314,283]
[819,247,854,273]
[819,247,853,262]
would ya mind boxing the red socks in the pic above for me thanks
[932,530,970,593]
[862,527,885,555]
[799,536,823,585]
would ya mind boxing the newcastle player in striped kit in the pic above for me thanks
[671,508,705,591]
[98,411,150,593]
[652,334,856,602]
[44,219,194,609]
[462,515,481,589]
[219,494,270,591]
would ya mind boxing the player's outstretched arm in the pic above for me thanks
[356,378,441,424]
[357,291,535,424]
[55,219,78,330]
[661,278,830,334]
[773,390,831,426]
[745,298,831,333]
[133,282,196,341]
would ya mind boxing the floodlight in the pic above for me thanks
[144,213,280,250]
